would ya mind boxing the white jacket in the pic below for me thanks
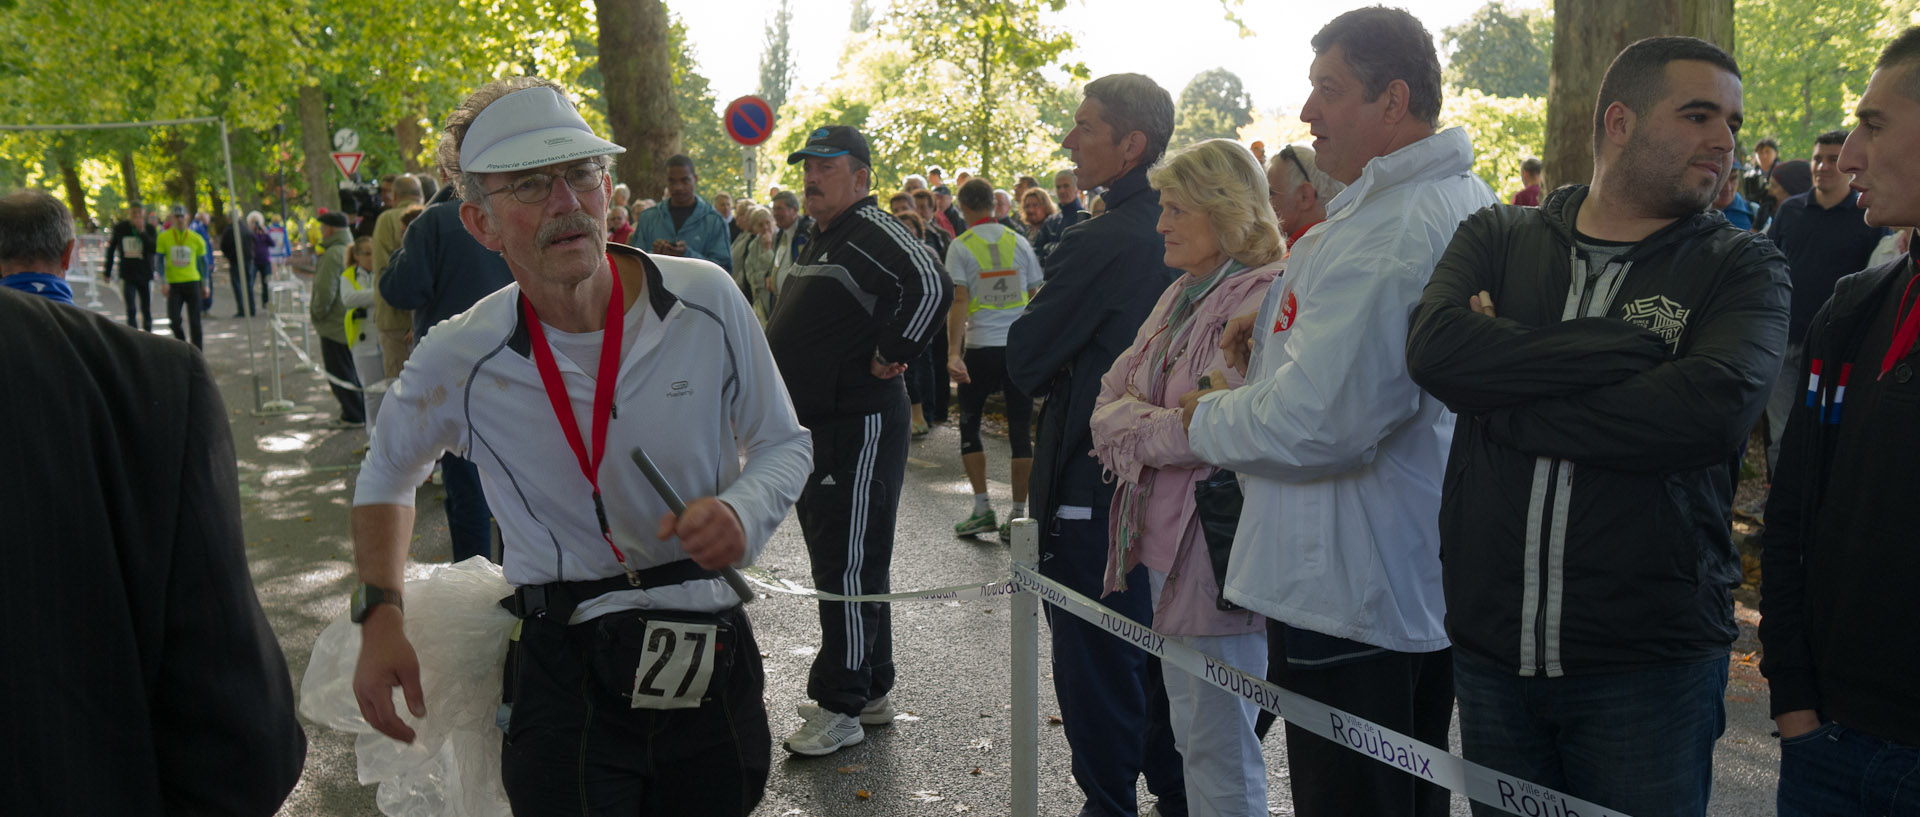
[1187,127,1495,653]
[354,248,812,619]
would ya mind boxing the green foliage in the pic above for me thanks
[759,0,796,115]
[1172,68,1255,149]
[1737,0,1894,161]
[665,15,746,201]
[1442,1,1552,99]
[876,0,1083,181]
[1442,88,1546,197]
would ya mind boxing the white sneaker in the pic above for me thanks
[797,695,898,726]
[783,707,865,756]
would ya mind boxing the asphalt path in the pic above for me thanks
[65,272,1780,817]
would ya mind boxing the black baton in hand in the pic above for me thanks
[629,447,756,605]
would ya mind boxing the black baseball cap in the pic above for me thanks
[318,212,349,228]
[787,125,871,168]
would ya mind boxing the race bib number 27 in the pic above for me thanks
[629,620,718,709]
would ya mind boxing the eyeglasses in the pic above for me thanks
[1280,145,1311,185]
[485,161,607,205]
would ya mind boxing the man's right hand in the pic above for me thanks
[1219,310,1258,375]
[352,605,425,743]
[651,239,676,255]
[1775,709,1822,740]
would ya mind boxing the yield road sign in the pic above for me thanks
[331,152,364,178]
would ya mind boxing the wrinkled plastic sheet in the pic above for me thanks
[299,557,515,817]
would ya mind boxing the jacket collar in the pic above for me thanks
[1100,164,1155,213]
[814,196,879,236]
[1324,127,1475,221]
[507,243,676,358]
[1538,183,1733,260]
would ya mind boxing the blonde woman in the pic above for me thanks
[728,204,778,324]
[1090,138,1283,817]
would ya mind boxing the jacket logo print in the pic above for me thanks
[667,380,693,398]
[1620,295,1691,350]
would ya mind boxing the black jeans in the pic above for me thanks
[319,337,365,423]
[1271,629,1454,817]
[797,392,908,717]
[501,605,769,816]
[165,280,203,349]
[227,257,259,316]
[122,277,152,330]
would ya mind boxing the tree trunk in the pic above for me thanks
[395,111,426,174]
[163,131,201,216]
[119,149,142,207]
[299,83,341,213]
[597,0,681,199]
[1544,0,1735,190]
[58,158,90,227]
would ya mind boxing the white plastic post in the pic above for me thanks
[1010,517,1040,817]
[220,119,265,412]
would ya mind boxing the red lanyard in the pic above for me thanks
[1881,270,1920,381]
[521,254,631,569]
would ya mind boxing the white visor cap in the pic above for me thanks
[459,86,625,174]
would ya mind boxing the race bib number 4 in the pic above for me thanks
[168,246,194,268]
[629,620,718,709]
[976,270,1026,309]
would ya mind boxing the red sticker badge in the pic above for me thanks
[1273,291,1298,333]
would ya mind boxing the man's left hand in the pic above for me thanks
[657,497,745,570]
[670,240,689,256]
[871,357,907,380]
[1179,379,1227,430]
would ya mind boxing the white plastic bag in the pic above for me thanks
[299,557,517,817]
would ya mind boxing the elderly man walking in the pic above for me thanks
[350,78,811,816]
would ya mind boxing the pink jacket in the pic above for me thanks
[1090,259,1281,637]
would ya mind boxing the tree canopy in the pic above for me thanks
[1442,1,1552,98]
[1173,68,1256,148]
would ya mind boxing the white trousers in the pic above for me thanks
[350,332,385,430]
[1148,568,1269,817]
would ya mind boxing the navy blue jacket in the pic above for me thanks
[380,185,516,340]
[1767,190,1886,343]
[1006,165,1177,529]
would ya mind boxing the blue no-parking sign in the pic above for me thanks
[724,96,776,147]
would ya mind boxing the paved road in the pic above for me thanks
[70,276,1780,816]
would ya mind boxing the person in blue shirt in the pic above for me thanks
[1715,165,1754,230]
[629,154,733,273]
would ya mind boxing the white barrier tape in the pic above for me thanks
[741,568,1017,604]
[268,313,389,394]
[1006,564,1633,817]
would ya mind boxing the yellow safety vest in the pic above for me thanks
[343,267,368,348]
[958,227,1029,314]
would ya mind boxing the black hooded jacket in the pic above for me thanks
[1759,255,1920,746]
[1408,184,1790,677]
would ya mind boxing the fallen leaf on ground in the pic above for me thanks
[855,789,871,800]
[895,713,921,722]
[910,791,943,802]
[969,737,992,751]
[1047,715,1063,725]
[954,806,971,813]
[836,764,867,774]
[970,767,982,776]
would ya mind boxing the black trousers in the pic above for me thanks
[227,257,259,315]
[1271,629,1454,817]
[122,277,152,330]
[956,345,1033,457]
[320,337,366,423]
[165,280,203,349]
[797,390,908,717]
[500,605,770,816]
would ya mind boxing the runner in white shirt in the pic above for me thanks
[347,78,809,817]
[944,178,1043,540]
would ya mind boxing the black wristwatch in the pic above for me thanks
[350,583,403,624]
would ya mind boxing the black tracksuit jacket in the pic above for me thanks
[1759,255,1920,746]
[765,197,951,423]
[1408,184,1790,677]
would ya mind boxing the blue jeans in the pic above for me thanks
[440,453,494,563]
[1779,720,1920,816]
[1042,508,1186,817]
[1455,651,1728,817]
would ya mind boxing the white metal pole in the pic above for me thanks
[220,119,265,411]
[1010,517,1040,817]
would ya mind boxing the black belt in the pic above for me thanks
[499,559,721,621]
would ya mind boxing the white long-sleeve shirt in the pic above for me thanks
[354,246,811,619]
[1187,128,1495,652]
